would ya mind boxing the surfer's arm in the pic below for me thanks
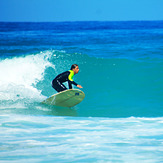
[68,80,78,89]
[68,82,82,89]
[70,81,78,86]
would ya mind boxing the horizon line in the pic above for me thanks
[0,19,163,23]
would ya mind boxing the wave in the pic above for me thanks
[0,50,162,117]
[0,51,54,104]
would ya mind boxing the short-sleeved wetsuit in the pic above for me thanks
[52,70,78,92]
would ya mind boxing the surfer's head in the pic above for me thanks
[71,64,79,74]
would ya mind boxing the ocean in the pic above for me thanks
[0,21,163,162]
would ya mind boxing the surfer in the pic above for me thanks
[52,64,83,92]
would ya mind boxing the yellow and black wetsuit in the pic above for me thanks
[52,70,78,92]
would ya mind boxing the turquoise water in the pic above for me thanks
[0,21,163,162]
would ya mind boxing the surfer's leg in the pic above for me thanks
[52,80,67,92]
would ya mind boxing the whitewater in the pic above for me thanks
[0,21,163,162]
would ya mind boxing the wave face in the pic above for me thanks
[0,49,162,117]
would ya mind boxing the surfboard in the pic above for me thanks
[41,89,85,107]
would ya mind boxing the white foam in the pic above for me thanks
[0,51,54,102]
[1,115,162,162]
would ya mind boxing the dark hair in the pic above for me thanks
[71,64,78,70]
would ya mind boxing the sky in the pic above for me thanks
[0,0,163,22]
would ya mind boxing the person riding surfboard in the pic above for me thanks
[52,64,83,92]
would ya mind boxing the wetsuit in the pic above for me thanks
[52,70,78,92]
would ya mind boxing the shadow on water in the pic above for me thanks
[40,104,78,117]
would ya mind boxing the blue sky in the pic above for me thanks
[0,0,163,22]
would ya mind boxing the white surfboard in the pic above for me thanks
[41,89,85,107]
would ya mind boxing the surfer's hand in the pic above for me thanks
[77,85,83,88]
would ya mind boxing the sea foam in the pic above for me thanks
[0,51,54,102]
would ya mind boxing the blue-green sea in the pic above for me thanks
[0,21,163,162]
